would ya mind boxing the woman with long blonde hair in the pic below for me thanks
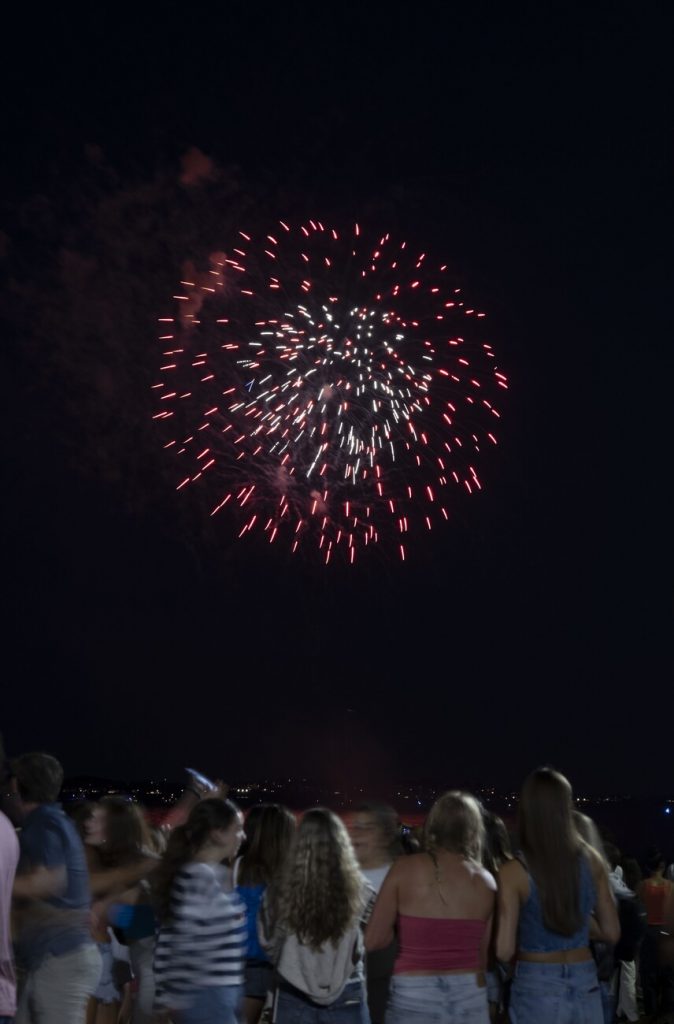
[263,808,374,1022]
[365,790,496,1023]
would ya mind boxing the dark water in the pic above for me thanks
[391,799,674,865]
[63,778,674,866]
[579,801,673,862]
[481,799,674,864]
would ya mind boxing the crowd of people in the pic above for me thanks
[1,738,673,1024]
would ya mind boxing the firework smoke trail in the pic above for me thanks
[153,220,508,564]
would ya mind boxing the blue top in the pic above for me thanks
[518,853,596,953]
[17,803,93,968]
[236,883,269,962]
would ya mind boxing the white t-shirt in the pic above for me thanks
[362,863,392,894]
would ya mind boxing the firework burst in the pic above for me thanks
[153,220,508,564]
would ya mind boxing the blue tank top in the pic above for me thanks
[518,853,596,953]
[237,883,269,962]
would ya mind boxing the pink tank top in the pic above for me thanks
[395,915,486,973]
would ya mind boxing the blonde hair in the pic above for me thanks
[274,808,363,949]
[424,791,485,862]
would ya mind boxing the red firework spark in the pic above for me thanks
[153,221,508,563]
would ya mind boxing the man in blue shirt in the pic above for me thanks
[13,752,101,1024]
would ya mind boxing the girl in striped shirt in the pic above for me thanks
[153,798,246,1023]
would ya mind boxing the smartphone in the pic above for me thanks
[186,768,217,792]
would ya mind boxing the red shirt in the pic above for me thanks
[641,879,672,927]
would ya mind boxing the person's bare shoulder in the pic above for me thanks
[583,844,607,882]
[388,851,431,881]
[470,862,497,892]
[498,857,528,894]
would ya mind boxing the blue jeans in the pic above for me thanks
[510,960,602,1024]
[598,979,614,1024]
[386,974,489,1023]
[175,984,243,1024]
[276,980,370,1022]
[0,1017,14,1023]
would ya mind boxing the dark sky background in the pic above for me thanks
[2,4,671,797]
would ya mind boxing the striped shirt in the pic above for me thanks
[154,862,246,1007]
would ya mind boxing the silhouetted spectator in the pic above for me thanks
[482,810,513,1022]
[612,856,647,1022]
[639,847,674,1019]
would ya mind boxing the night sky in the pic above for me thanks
[2,5,671,797]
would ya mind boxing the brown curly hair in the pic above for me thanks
[273,808,363,949]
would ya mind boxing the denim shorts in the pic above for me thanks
[386,974,489,1024]
[174,984,244,1024]
[94,942,120,1004]
[276,979,370,1022]
[485,969,501,1004]
[245,959,274,999]
[509,960,602,1024]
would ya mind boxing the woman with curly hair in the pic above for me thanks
[153,798,247,1024]
[365,791,496,1023]
[262,808,375,1023]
